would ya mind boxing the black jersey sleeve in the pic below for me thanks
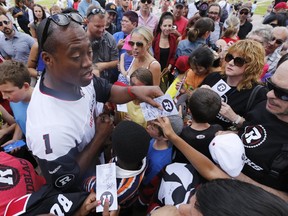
[93,75,112,103]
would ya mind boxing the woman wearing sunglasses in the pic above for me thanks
[126,26,161,86]
[152,12,177,92]
[200,40,268,130]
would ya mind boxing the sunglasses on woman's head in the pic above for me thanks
[224,53,246,67]
[266,78,288,101]
[128,41,144,47]
[271,37,284,45]
[141,0,152,4]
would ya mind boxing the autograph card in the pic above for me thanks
[96,163,118,212]
[116,103,128,113]
[211,79,231,96]
[140,94,179,121]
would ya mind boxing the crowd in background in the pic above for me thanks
[1,0,288,215]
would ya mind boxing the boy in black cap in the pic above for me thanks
[105,3,117,34]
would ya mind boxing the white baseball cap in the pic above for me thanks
[209,133,245,177]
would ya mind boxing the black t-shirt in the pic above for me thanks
[200,72,268,129]
[174,124,223,164]
[238,20,253,39]
[159,47,170,70]
[238,101,288,192]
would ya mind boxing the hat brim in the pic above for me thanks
[106,10,117,14]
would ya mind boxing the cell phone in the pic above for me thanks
[3,140,26,153]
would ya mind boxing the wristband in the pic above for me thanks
[127,86,136,99]
[233,115,241,125]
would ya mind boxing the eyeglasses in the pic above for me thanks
[140,0,152,4]
[266,78,288,101]
[128,41,144,47]
[0,20,10,26]
[240,11,249,15]
[87,8,106,17]
[271,37,284,45]
[208,11,219,15]
[225,53,247,67]
[40,13,83,50]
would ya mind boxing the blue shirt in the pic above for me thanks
[78,0,101,17]
[175,38,206,58]
[10,101,29,135]
[143,139,173,185]
[0,31,35,63]
[113,31,127,56]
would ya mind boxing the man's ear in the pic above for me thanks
[41,51,53,67]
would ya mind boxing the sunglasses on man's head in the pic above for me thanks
[271,37,284,45]
[266,78,288,101]
[40,13,83,50]
[240,11,249,15]
[224,53,247,67]
[87,8,106,17]
[0,20,10,26]
[128,41,144,47]
[140,0,152,4]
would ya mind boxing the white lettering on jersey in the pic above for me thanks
[50,194,73,215]
[244,127,261,144]
[244,156,263,171]
[0,169,13,185]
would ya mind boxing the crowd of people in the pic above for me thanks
[1,0,288,215]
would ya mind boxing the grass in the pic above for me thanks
[254,0,271,15]
[37,0,271,15]
[35,0,58,8]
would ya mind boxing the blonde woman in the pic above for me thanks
[201,40,268,129]
[127,26,161,86]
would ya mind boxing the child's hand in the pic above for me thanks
[156,117,176,139]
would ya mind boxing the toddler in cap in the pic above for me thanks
[209,133,245,177]
[117,34,133,85]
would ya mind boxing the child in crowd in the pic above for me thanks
[174,88,223,163]
[144,115,183,185]
[115,68,153,128]
[0,60,37,167]
[139,115,183,206]
[116,34,133,86]
[84,120,151,209]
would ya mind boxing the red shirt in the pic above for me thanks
[174,16,188,35]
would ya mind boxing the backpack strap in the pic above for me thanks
[245,85,263,113]
[269,143,288,179]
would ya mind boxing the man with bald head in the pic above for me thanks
[26,12,162,192]
[237,54,288,201]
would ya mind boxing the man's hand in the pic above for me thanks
[95,114,114,141]
[131,86,164,109]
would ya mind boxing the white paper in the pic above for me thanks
[211,79,231,96]
[96,163,118,212]
[140,94,179,121]
[116,103,128,113]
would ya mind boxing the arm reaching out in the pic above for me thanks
[157,116,229,180]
